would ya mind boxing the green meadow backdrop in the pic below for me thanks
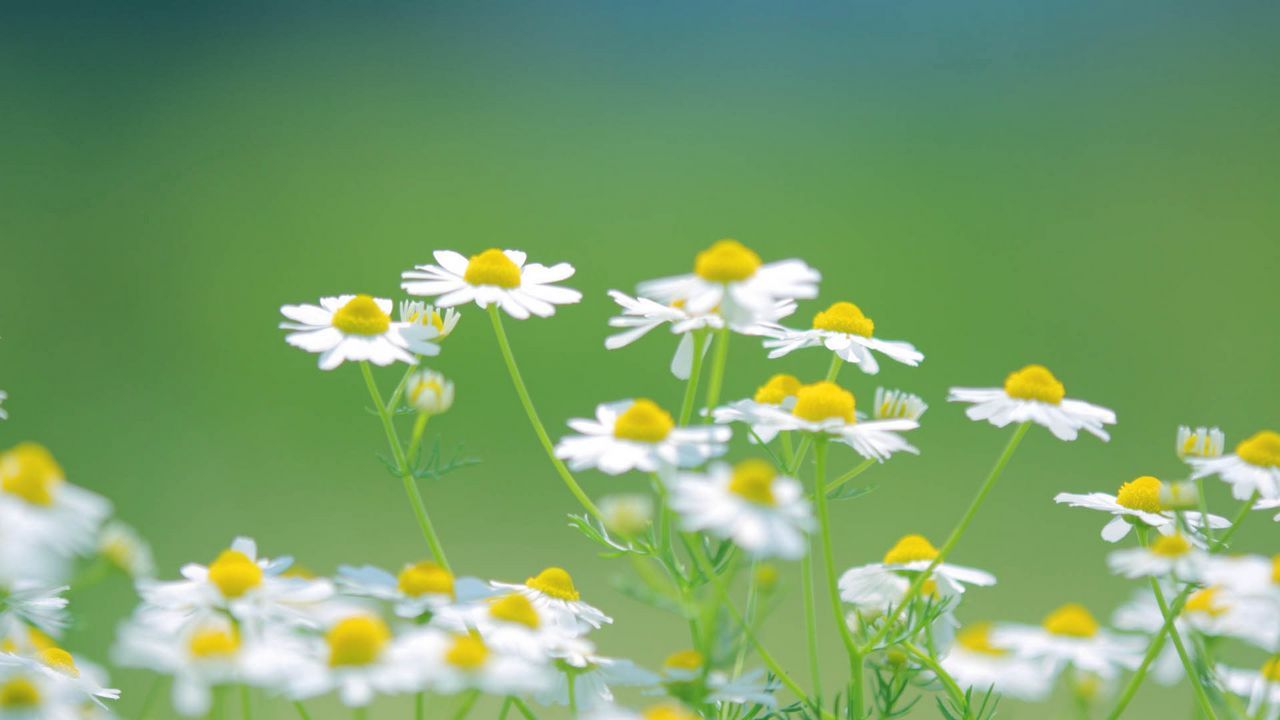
[2,1,1277,716]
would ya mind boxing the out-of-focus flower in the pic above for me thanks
[669,460,813,560]
[555,399,729,475]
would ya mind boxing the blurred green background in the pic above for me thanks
[2,1,1277,717]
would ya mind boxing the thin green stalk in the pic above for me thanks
[1194,477,1215,544]
[134,675,163,720]
[567,674,578,717]
[701,325,732,422]
[511,696,539,719]
[291,702,312,720]
[800,537,823,703]
[452,690,480,720]
[678,330,709,426]
[824,351,843,383]
[240,686,251,720]
[733,561,760,678]
[1146,575,1217,719]
[360,361,452,572]
[824,458,876,495]
[210,686,225,720]
[415,691,425,720]
[864,422,1030,652]
[353,706,367,720]
[901,642,967,710]
[406,412,430,465]
[814,441,864,718]
[498,697,513,720]
[487,306,603,520]
[1209,490,1261,552]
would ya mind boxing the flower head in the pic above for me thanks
[405,370,455,415]
[1054,475,1228,543]
[669,460,815,560]
[1189,430,1280,501]
[280,295,440,370]
[401,249,581,319]
[760,301,924,374]
[556,399,729,475]
[948,364,1116,441]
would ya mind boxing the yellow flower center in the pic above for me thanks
[728,459,777,506]
[463,248,522,288]
[792,382,856,423]
[37,648,79,678]
[613,399,675,443]
[1003,364,1066,404]
[812,302,875,337]
[754,563,779,589]
[643,704,699,720]
[330,295,391,336]
[1271,554,1280,585]
[0,678,40,709]
[397,561,455,598]
[956,623,1007,656]
[189,627,240,659]
[327,615,391,667]
[1263,657,1280,683]
[1236,430,1280,468]
[883,534,939,565]
[1150,533,1192,557]
[1115,476,1163,513]
[693,239,761,282]
[0,443,64,506]
[207,549,264,599]
[525,567,580,601]
[1185,587,1228,617]
[1043,604,1099,638]
[445,633,489,670]
[28,628,54,652]
[753,374,802,405]
[489,594,540,629]
[663,649,705,671]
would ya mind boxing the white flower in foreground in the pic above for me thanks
[839,535,995,613]
[0,583,69,636]
[408,628,552,697]
[537,646,657,710]
[433,593,571,664]
[669,460,814,560]
[941,623,1054,701]
[636,239,819,326]
[555,399,729,475]
[491,567,611,635]
[1054,475,1229,543]
[760,301,923,375]
[401,249,581,319]
[337,561,482,620]
[994,604,1142,679]
[1107,533,1207,580]
[1189,430,1280,501]
[0,443,111,561]
[605,291,794,380]
[0,651,119,719]
[948,364,1116,441]
[98,521,155,580]
[405,370,455,415]
[1219,661,1280,720]
[711,374,803,444]
[280,294,440,370]
[1177,425,1225,460]
[398,300,461,340]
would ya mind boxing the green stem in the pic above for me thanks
[702,325,732,422]
[291,702,312,720]
[360,362,452,572]
[499,697,513,720]
[901,642,967,710]
[800,536,823,704]
[452,690,480,720]
[240,686,251,720]
[814,440,864,717]
[733,561,760,678]
[415,691,425,720]
[823,458,876,495]
[864,421,1030,652]
[511,697,539,720]
[352,706,367,720]
[567,674,578,717]
[1145,574,1217,719]
[1194,477,1215,544]
[824,351,843,383]
[1209,490,1261,552]
[678,330,709,426]
[135,676,163,720]
[487,306,603,521]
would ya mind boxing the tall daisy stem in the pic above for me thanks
[814,440,865,717]
[291,702,312,720]
[801,546,823,704]
[487,305,603,521]
[678,330,709,426]
[701,325,732,422]
[1146,574,1217,719]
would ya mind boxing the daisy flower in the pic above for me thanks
[656,650,777,708]
[405,369,455,415]
[537,646,658,710]
[711,373,803,444]
[1054,475,1229,542]
[838,535,995,612]
[0,443,111,561]
[398,300,461,340]
[0,651,118,720]
[0,582,68,637]
[406,628,553,697]
[940,622,1054,701]
[1218,659,1280,720]
[401,248,581,319]
[948,364,1116,441]
[760,301,923,374]
[279,294,439,370]
[554,399,729,475]
[98,521,155,580]
[668,459,814,560]
[994,604,1142,679]
[585,702,700,720]
[433,592,572,664]
[1177,425,1225,460]
[336,561,486,620]
[872,387,928,421]
[598,494,654,536]
[491,567,611,636]
[636,239,819,326]
[1189,430,1280,501]
[1107,532,1207,580]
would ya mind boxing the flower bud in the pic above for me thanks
[407,370,454,415]
[599,494,653,536]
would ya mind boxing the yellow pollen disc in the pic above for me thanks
[956,623,1007,656]
[1150,533,1192,557]
[1043,604,1099,638]
[28,628,54,652]
[397,561,455,598]
[445,633,489,671]
[693,239,762,282]
[207,549,264,599]
[883,534,939,565]
[792,382,856,423]
[463,248,522,288]
[812,302,875,337]
[327,615,391,667]
[330,294,391,336]
[1271,554,1280,585]
[0,443,65,506]
[753,374,802,405]
[489,594,540,629]
[643,704,699,720]
[1003,364,1066,404]
[1115,476,1164,513]
[0,677,40,709]
[920,579,939,597]
[1185,587,1228,617]
[189,628,240,658]
[663,649,705,671]
[613,399,675,443]
[728,459,777,506]
[1263,657,1280,683]
[1236,430,1280,468]
[38,648,79,678]
[525,567,580,601]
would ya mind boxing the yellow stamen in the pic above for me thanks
[463,248,522,288]
[189,627,240,658]
[1236,430,1280,468]
[663,649,705,671]
[327,615,391,667]
[753,374,802,405]
[1185,587,1228,617]
[397,561,455,598]
[956,623,1007,656]
[1003,364,1065,405]
[489,594,540,629]
[0,443,64,506]
[643,704,699,720]
[1115,476,1163,513]
[525,567,580,601]
[330,295,391,336]
[883,534,939,565]
[207,549,263,599]
[1263,657,1280,682]
[0,678,40,709]
[1150,533,1192,557]
[812,302,875,337]
[445,633,489,671]
[694,239,761,282]
[613,399,675,443]
[38,648,79,678]
[791,382,855,423]
[1043,604,1099,638]
[1271,554,1279,585]
[728,459,777,506]
[29,628,54,652]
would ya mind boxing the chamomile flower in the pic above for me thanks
[1054,475,1229,543]
[598,494,654,536]
[398,300,461,339]
[401,249,581,319]
[668,459,814,560]
[1218,660,1280,720]
[537,646,658,710]
[586,702,700,720]
[994,604,1142,679]
[407,628,553,697]
[336,561,485,620]
[0,651,118,720]
[711,374,803,444]
[873,388,928,421]
[838,535,996,612]
[940,623,1054,701]
[279,294,440,370]
[1107,533,1207,580]
[490,567,611,636]
[405,370,455,415]
[555,399,729,475]
[656,650,776,708]
[98,521,155,580]
[0,583,69,637]
[948,364,1116,441]
[1189,430,1280,501]
[432,593,569,664]
[1177,425,1225,459]
[636,239,819,326]
[760,301,923,374]
[0,443,112,562]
